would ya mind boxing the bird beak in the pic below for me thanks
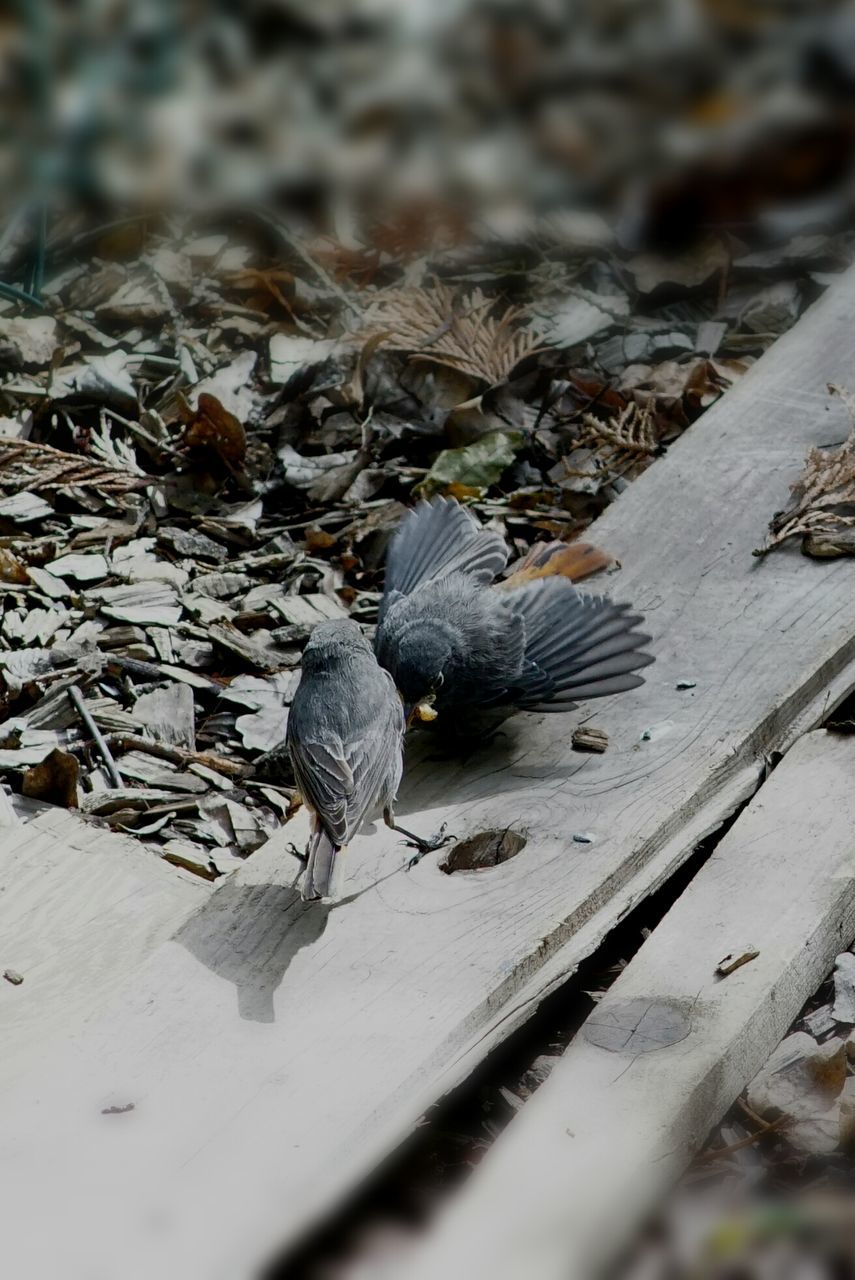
[404,694,438,726]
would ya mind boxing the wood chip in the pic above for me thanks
[22,748,79,808]
[208,622,291,672]
[571,727,609,753]
[715,948,760,977]
[832,951,855,1023]
[132,684,196,751]
[92,581,182,626]
[45,553,109,581]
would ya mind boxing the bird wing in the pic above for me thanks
[505,579,653,710]
[288,670,403,846]
[288,735,353,847]
[380,497,508,619]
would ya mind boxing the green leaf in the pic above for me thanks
[417,430,523,498]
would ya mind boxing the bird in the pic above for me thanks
[374,497,653,724]
[286,618,418,901]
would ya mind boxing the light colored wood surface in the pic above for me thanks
[0,802,207,1093]
[404,730,855,1280]
[4,273,855,1279]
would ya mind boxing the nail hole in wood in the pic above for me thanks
[439,828,527,874]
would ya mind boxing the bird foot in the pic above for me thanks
[404,823,454,869]
[285,841,309,865]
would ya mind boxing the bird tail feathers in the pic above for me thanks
[509,578,653,710]
[500,540,614,589]
[302,827,340,901]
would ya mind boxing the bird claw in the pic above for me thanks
[285,841,309,865]
[404,823,454,869]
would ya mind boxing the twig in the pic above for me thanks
[67,685,123,787]
[102,733,249,781]
[104,654,222,691]
[699,1112,789,1161]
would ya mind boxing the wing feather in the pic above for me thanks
[287,667,403,847]
[380,497,508,619]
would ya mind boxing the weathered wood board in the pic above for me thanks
[0,801,207,1093]
[404,730,855,1280]
[4,273,855,1279]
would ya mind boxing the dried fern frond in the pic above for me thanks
[364,283,544,387]
[0,438,150,496]
[578,402,657,458]
[757,384,855,555]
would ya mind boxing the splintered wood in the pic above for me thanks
[3,273,855,1280]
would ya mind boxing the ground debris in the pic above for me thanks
[0,108,843,896]
[571,726,609,754]
[757,384,855,556]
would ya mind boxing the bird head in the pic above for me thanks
[301,618,370,673]
[391,624,453,725]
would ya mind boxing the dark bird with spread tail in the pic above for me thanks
[374,497,652,724]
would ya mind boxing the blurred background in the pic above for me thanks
[2,0,855,284]
[3,4,855,1279]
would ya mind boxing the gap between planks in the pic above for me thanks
[3,270,855,1280]
[403,730,855,1280]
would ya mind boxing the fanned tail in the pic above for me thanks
[500,540,614,588]
[380,497,508,618]
[508,578,653,711]
[302,825,340,901]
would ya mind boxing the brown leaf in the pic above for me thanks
[0,549,29,584]
[757,385,855,555]
[22,748,80,808]
[182,393,247,467]
[305,527,337,552]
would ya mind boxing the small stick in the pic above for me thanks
[104,654,222,691]
[67,685,123,787]
[699,1113,789,1162]
[102,733,249,781]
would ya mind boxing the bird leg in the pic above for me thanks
[384,809,453,869]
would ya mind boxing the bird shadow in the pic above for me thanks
[175,877,331,1024]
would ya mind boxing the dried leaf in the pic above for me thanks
[49,351,138,410]
[747,1032,847,1155]
[757,385,855,555]
[0,438,148,497]
[367,284,544,388]
[533,291,630,349]
[418,430,524,498]
[132,684,196,751]
[182,393,247,467]
[268,334,340,386]
[22,748,80,808]
[0,317,59,369]
[0,549,29,584]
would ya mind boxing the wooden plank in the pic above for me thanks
[0,802,207,1092]
[403,730,855,1280]
[4,274,855,1280]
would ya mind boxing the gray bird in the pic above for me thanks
[374,497,653,722]
[286,618,407,901]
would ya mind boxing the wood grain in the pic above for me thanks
[4,273,855,1280]
[0,802,206,1093]
[404,731,855,1280]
